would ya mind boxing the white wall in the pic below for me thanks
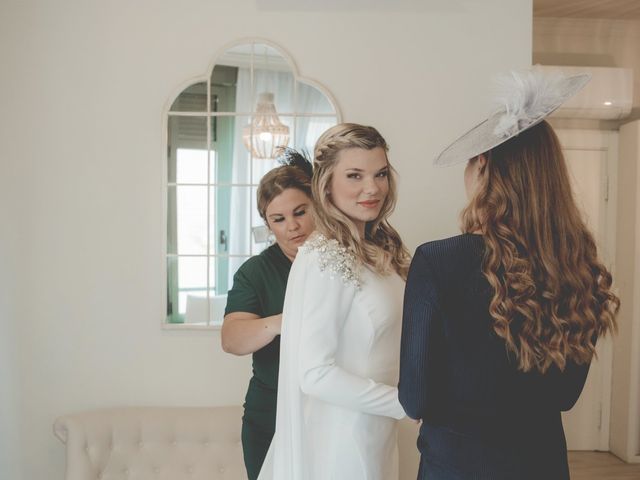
[1,6,25,475]
[612,120,640,462]
[0,210,22,480]
[0,0,532,478]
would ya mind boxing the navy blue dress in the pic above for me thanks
[399,234,591,480]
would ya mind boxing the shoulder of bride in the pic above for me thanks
[300,232,362,289]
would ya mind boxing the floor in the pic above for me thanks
[569,452,640,479]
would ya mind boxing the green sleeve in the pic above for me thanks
[224,265,262,316]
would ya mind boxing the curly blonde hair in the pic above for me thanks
[312,123,410,278]
[461,121,619,373]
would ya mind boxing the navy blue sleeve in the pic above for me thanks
[399,246,443,420]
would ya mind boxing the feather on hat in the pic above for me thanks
[434,67,591,167]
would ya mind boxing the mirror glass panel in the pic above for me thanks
[166,41,339,326]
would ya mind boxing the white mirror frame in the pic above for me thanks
[161,37,342,330]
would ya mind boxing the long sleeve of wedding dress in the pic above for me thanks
[296,245,406,418]
[258,234,405,480]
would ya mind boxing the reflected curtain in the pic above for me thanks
[227,69,329,285]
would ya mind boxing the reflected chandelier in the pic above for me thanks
[243,92,290,159]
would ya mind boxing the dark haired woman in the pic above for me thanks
[222,151,314,480]
[399,70,619,480]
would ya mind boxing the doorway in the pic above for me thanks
[555,127,618,451]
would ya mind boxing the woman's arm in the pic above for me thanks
[222,259,282,356]
[399,247,443,420]
[221,312,281,356]
[295,248,405,420]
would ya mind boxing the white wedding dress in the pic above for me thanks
[257,233,406,480]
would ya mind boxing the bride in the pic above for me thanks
[258,123,411,480]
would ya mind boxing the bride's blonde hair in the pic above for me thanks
[312,123,410,278]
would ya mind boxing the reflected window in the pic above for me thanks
[165,40,340,327]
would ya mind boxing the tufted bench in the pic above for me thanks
[54,406,420,480]
[53,406,247,480]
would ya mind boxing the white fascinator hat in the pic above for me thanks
[434,67,591,167]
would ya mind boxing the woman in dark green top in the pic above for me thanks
[222,151,314,480]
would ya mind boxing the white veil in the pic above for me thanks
[257,248,310,479]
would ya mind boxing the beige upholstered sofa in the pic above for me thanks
[54,406,420,480]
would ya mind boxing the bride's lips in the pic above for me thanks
[358,200,380,208]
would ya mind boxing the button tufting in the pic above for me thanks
[219,466,226,473]
[153,467,160,474]
[138,441,143,448]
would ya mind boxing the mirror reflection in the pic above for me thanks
[166,41,339,325]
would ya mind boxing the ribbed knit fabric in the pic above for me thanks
[399,234,591,480]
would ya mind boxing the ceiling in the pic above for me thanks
[534,0,640,19]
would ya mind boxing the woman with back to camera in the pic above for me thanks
[258,123,411,480]
[399,69,619,480]
[221,150,314,480]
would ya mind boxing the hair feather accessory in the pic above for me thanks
[275,147,313,178]
[433,67,591,167]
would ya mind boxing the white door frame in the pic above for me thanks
[557,128,618,451]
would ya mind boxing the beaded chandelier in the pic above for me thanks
[242,92,290,159]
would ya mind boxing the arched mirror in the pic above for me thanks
[165,40,340,327]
